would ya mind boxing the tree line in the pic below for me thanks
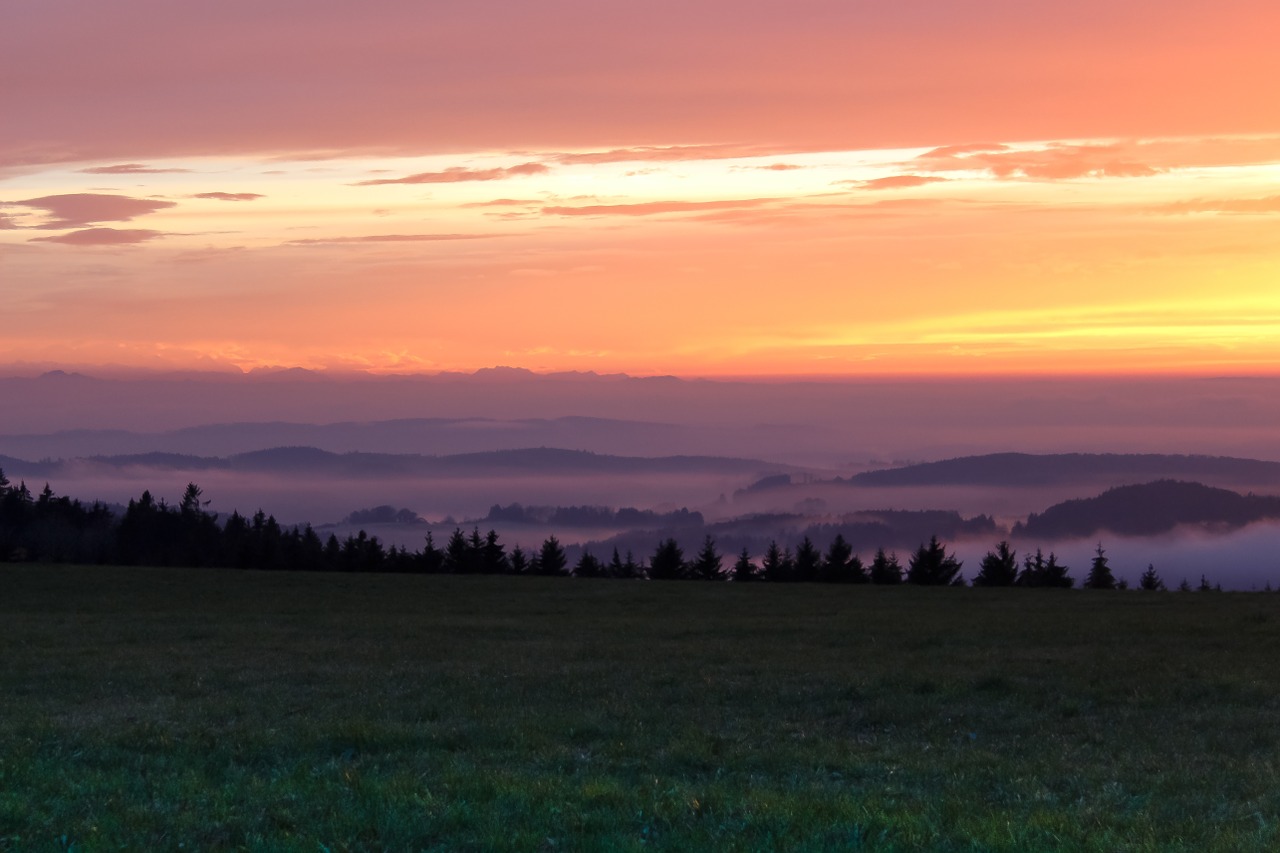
[0,473,1225,590]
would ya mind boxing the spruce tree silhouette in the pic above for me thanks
[1083,544,1117,590]
[649,537,687,580]
[1139,563,1166,591]
[973,541,1018,587]
[906,536,962,585]
[869,547,902,584]
[690,535,724,581]
[537,536,568,576]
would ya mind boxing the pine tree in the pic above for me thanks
[649,537,687,580]
[793,536,821,582]
[731,547,758,582]
[509,545,529,575]
[443,528,471,573]
[973,541,1018,587]
[537,536,568,576]
[574,550,605,578]
[1138,563,1165,591]
[1197,574,1212,592]
[906,536,962,585]
[869,548,902,584]
[1083,544,1116,590]
[420,531,445,573]
[481,529,509,574]
[690,535,724,581]
[820,533,866,583]
[761,540,793,582]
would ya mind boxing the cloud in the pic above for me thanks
[756,163,805,171]
[550,144,767,165]
[78,163,191,175]
[1164,196,1280,215]
[541,198,777,217]
[11,193,177,229]
[918,143,1011,159]
[29,227,164,245]
[855,175,949,190]
[461,198,541,208]
[193,192,264,201]
[355,162,548,186]
[0,212,17,229]
[914,143,1160,180]
[285,233,508,245]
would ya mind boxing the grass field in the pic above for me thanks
[2,566,1279,851]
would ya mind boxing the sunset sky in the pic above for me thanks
[3,0,1279,377]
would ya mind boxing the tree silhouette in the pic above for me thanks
[443,528,471,573]
[481,529,509,574]
[574,550,605,578]
[537,536,568,576]
[731,547,758,582]
[649,537,687,580]
[973,541,1018,587]
[1083,544,1116,590]
[906,536,962,585]
[760,540,792,582]
[793,535,821,582]
[819,533,867,583]
[869,547,902,584]
[1138,563,1165,591]
[1017,549,1073,588]
[690,535,724,581]
[508,544,529,575]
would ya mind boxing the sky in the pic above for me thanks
[3,0,1280,378]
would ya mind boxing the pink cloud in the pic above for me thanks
[541,198,776,217]
[918,143,1010,159]
[79,163,191,174]
[757,163,805,171]
[286,233,508,245]
[914,143,1161,180]
[355,162,548,186]
[29,227,164,245]
[1164,196,1280,215]
[551,144,767,165]
[193,192,264,201]
[13,193,176,229]
[461,198,541,208]
[856,175,949,190]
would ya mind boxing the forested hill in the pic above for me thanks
[0,447,790,479]
[852,453,1280,487]
[1014,480,1280,539]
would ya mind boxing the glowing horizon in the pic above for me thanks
[3,2,1279,378]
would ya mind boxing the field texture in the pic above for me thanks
[2,567,1279,851]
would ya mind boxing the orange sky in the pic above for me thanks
[2,1,1279,377]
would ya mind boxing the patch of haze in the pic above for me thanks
[28,467,753,529]
[967,524,1280,592]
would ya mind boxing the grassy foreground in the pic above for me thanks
[2,567,1279,851]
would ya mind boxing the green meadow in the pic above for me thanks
[2,566,1279,851]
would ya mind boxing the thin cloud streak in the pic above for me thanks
[356,162,549,186]
[30,227,165,246]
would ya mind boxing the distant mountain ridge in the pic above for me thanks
[1014,480,1280,539]
[851,453,1280,487]
[0,446,791,479]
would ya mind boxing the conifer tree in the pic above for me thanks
[1083,544,1116,590]
[973,541,1018,586]
[1138,563,1165,591]
[906,535,962,585]
[537,536,568,576]
[761,540,793,582]
[820,533,867,583]
[869,547,902,584]
[649,537,687,580]
[690,535,724,581]
[793,535,821,582]
[509,544,529,575]
[574,550,605,578]
[732,547,758,582]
